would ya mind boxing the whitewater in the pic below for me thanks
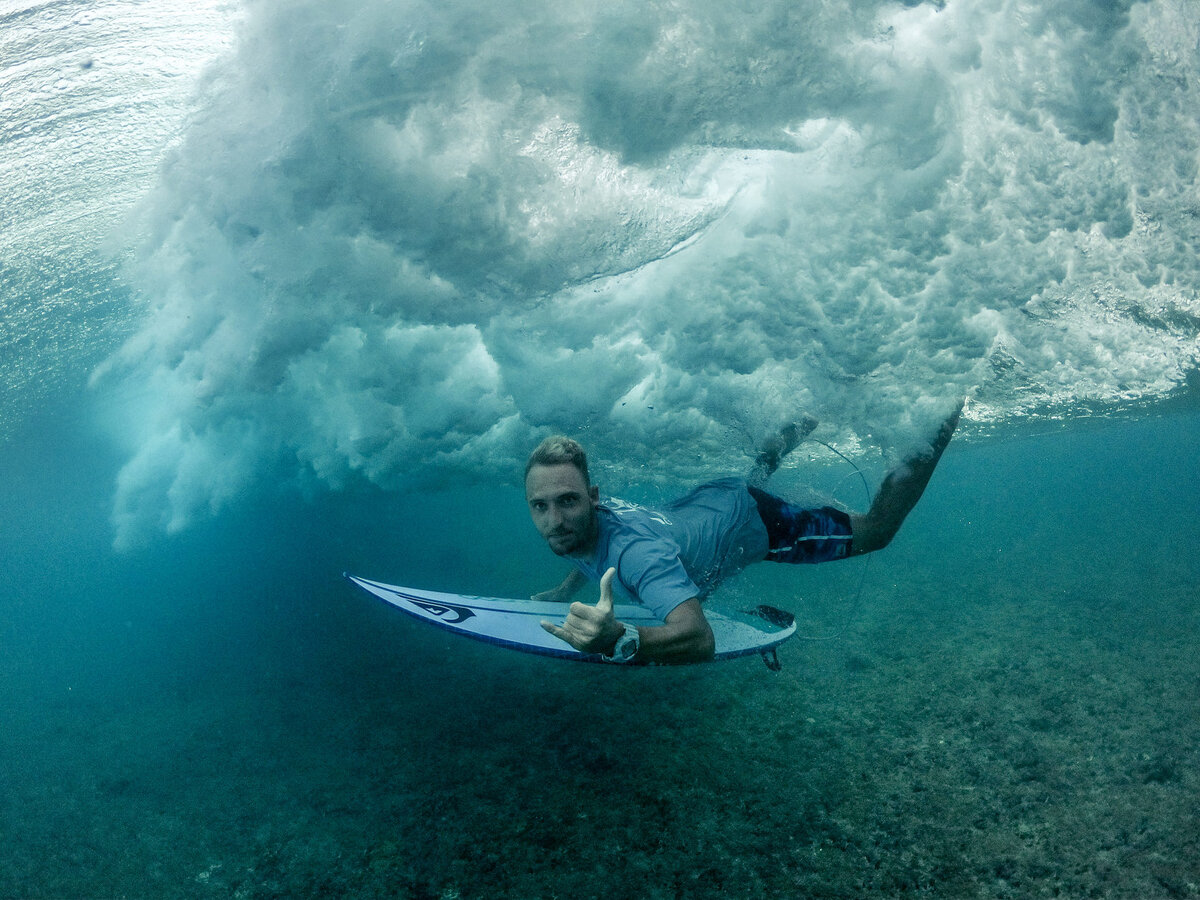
[3,0,1198,546]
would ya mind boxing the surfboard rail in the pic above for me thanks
[345,573,796,668]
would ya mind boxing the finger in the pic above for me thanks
[561,609,600,642]
[597,567,616,614]
[540,620,569,641]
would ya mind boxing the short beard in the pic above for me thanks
[548,522,594,558]
[549,535,582,557]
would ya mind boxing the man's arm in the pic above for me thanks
[532,568,588,603]
[540,568,715,664]
[635,598,715,664]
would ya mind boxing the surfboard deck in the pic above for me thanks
[345,574,796,668]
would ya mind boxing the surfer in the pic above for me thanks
[527,403,962,664]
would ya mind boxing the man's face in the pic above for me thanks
[525,463,599,557]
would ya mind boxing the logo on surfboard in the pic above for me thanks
[408,598,476,625]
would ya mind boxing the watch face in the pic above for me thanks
[617,633,639,659]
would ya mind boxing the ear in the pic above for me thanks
[589,485,600,504]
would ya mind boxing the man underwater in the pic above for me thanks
[526,405,962,664]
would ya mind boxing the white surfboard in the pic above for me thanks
[345,574,796,669]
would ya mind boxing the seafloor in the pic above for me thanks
[2,413,1198,898]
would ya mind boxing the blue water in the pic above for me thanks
[3,0,1200,896]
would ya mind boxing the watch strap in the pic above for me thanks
[602,623,640,663]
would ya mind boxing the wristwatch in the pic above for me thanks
[603,623,640,663]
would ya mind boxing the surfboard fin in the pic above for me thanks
[746,606,793,670]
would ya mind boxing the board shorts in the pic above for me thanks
[747,486,853,564]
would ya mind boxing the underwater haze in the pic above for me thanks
[2,0,1199,897]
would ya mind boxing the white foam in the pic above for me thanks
[94,0,1200,546]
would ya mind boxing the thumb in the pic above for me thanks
[597,567,616,614]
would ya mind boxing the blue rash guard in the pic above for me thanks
[569,477,771,621]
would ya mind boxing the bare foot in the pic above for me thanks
[749,414,819,486]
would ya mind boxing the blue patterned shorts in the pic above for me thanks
[748,486,853,564]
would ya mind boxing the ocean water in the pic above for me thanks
[2,0,1199,897]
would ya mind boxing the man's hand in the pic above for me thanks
[540,567,624,655]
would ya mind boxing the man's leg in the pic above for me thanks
[849,402,963,555]
[748,414,819,488]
